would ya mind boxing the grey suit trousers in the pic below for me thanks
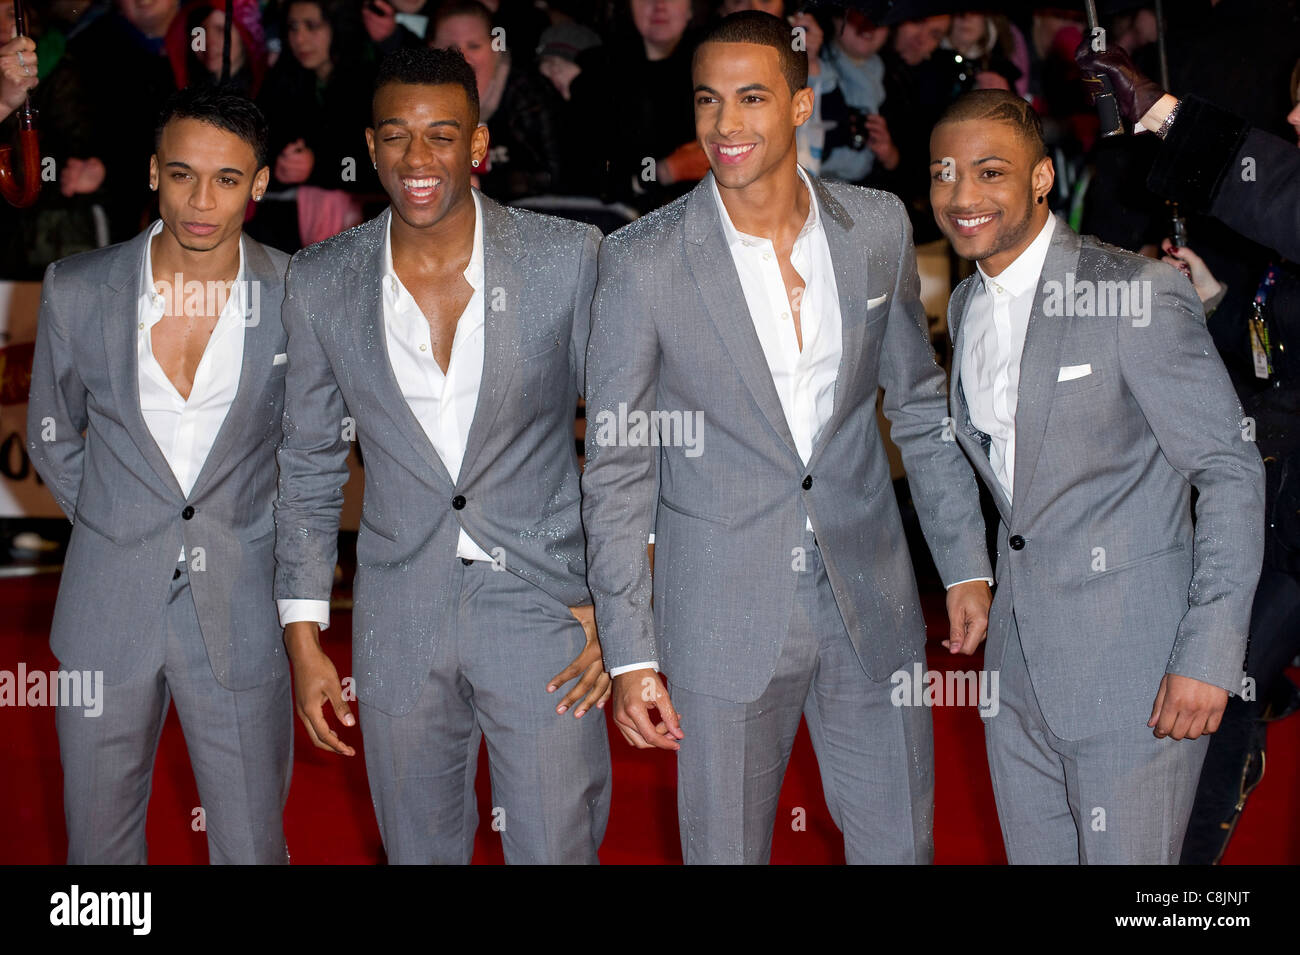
[55,561,292,864]
[985,615,1210,864]
[359,558,612,864]
[670,532,934,864]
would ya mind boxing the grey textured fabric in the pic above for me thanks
[947,216,1264,864]
[583,171,992,703]
[275,196,602,717]
[360,559,610,864]
[56,563,292,864]
[947,215,1265,740]
[274,194,610,862]
[986,617,1209,864]
[670,532,933,864]
[28,226,292,691]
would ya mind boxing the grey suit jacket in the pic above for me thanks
[947,215,1266,740]
[27,224,292,690]
[583,171,992,704]
[274,194,601,717]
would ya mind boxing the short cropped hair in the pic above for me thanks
[934,89,1047,161]
[154,84,270,170]
[373,45,481,126]
[696,10,809,94]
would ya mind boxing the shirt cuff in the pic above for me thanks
[945,576,994,589]
[277,598,330,631]
[608,661,658,677]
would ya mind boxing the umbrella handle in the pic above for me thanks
[1,0,43,208]
[1093,73,1125,138]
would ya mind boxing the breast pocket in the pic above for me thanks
[1053,362,1112,398]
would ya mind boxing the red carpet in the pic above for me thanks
[2,573,1296,864]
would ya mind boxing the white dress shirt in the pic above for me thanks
[137,219,246,562]
[959,214,1056,504]
[278,193,494,630]
[611,167,843,678]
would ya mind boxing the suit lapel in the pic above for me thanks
[188,237,279,501]
[349,207,455,487]
[458,193,522,486]
[949,274,1011,523]
[805,174,865,472]
[1009,216,1080,517]
[684,173,801,464]
[103,227,186,502]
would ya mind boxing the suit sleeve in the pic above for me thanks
[581,239,662,672]
[273,258,353,608]
[1117,260,1265,695]
[876,198,992,586]
[1147,95,1300,262]
[26,261,87,521]
[569,224,601,400]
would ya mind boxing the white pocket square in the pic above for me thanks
[1057,363,1092,382]
[866,293,888,308]
[272,352,288,366]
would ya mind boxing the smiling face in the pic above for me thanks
[693,40,811,193]
[149,117,267,254]
[366,80,488,231]
[929,118,1053,274]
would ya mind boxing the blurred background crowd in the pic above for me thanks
[0,0,1295,270]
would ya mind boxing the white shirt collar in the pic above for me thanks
[383,189,484,298]
[711,164,823,250]
[138,218,247,322]
[975,213,1055,297]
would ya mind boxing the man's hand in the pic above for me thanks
[943,580,991,655]
[611,669,683,751]
[284,620,356,756]
[1149,673,1228,740]
[545,604,612,718]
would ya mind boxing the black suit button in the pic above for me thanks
[461,557,473,566]
[182,505,195,520]
[452,495,466,510]
[172,568,181,580]
[1009,534,1025,550]
[802,475,813,490]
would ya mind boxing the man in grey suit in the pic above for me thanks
[26,87,292,863]
[582,12,994,864]
[273,47,611,864]
[930,90,1266,863]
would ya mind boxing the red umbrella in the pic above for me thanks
[0,0,40,208]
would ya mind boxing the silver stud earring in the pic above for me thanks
[472,160,479,168]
